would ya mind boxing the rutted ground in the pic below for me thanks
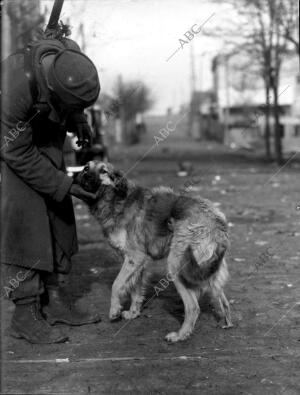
[2,138,300,395]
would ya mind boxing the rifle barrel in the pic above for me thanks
[46,0,64,31]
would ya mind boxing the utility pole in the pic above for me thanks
[117,74,126,143]
[77,22,86,53]
[190,41,196,96]
[224,55,230,144]
[188,42,196,137]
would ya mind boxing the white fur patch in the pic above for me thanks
[212,259,229,290]
[109,229,127,250]
[215,207,226,222]
[99,173,113,185]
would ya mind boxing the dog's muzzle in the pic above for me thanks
[77,162,101,193]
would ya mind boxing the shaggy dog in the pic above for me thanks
[77,161,233,342]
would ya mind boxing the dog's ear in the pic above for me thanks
[112,170,128,198]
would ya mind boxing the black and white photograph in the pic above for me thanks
[0,0,299,393]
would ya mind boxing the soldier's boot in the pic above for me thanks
[43,287,101,326]
[10,300,68,344]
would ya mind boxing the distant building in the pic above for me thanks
[188,90,223,142]
[211,52,300,153]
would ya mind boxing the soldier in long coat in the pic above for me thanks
[1,37,101,343]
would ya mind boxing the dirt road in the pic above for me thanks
[2,136,300,394]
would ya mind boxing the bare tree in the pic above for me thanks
[207,0,295,163]
[112,79,153,122]
[107,78,153,144]
[5,0,45,53]
[277,0,299,61]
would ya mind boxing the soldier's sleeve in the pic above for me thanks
[67,111,87,125]
[0,72,73,202]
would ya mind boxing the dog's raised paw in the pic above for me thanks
[121,310,140,320]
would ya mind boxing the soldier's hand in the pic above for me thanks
[75,122,92,148]
[67,112,92,148]
[69,183,97,203]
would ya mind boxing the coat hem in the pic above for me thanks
[0,254,53,272]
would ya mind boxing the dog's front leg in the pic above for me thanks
[109,256,142,321]
[122,267,150,320]
[122,290,143,320]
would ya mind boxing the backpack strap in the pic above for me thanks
[24,46,39,105]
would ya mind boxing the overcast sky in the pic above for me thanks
[42,0,297,114]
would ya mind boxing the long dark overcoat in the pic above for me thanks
[0,51,78,272]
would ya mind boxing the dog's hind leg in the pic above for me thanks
[208,260,233,329]
[208,285,233,329]
[165,276,200,343]
[218,290,233,328]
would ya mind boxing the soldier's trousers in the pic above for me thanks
[1,242,72,304]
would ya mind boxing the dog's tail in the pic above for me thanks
[192,242,226,279]
[179,241,228,288]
